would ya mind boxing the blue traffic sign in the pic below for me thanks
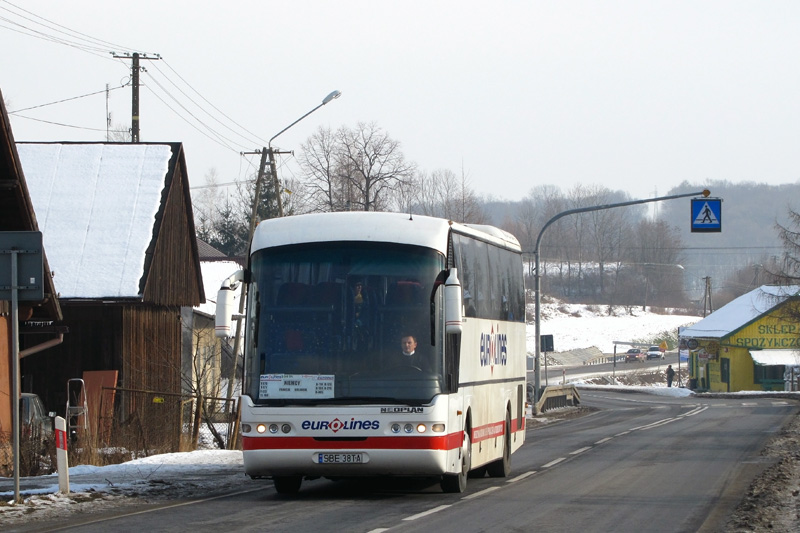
[691,198,722,233]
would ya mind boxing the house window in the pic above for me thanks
[753,364,784,384]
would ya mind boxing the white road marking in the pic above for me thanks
[403,505,452,521]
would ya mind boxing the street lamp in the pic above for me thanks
[247,89,342,237]
[532,190,709,412]
[268,90,341,149]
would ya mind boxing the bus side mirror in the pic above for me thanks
[215,270,245,338]
[445,268,462,334]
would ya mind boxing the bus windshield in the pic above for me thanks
[244,242,446,405]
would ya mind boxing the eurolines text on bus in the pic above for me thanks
[480,329,508,367]
[302,417,380,432]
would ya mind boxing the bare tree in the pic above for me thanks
[413,168,456,218]
[393,171,422,214]
[336,122,416,211]
[583,186,630,297]
[299,125,342,212]
[631,219,686,308]
[775,208,800,284]
[107,121,131,142]
[408,167,486,223]
[452,168,487,224]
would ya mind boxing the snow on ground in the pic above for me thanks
[528,300,699,354]
[1,451,246,525]
[0,303,705,525]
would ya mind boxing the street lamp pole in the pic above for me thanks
[263,91,340,218]
[228,90,342,410]
[248,90,342,234]
[532,189,709,412]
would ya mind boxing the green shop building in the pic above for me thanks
[679,285,800,392]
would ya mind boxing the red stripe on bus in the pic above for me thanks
[471,421,505,443]
[243,432,463,451]
[471,416,526,443]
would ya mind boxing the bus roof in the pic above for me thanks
[250,212,521,255]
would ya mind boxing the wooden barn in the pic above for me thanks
[0,90,62,439]
[16,141,204,450]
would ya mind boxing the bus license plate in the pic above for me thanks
[317,452,364,464]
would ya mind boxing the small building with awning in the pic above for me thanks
[679,285,800,392]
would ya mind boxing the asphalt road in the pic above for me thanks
[18,389,798,533]
[537,351,684,386]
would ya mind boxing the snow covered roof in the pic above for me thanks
[680,285,800,339]
[750,349,800,366]
[16,143,174,299]
[195,260,243,317]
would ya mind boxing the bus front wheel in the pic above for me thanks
[441,429,471,493]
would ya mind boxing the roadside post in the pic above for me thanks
[1,231,43,504]
[55,416,70,493]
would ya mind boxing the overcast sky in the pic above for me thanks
[2,1,799,203]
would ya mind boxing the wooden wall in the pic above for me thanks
[142,156,203,308]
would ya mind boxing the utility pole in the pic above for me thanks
[112,52,160,142]
[268,148,285,217]
[703,277,714,317]
[223,147,290,407]
[241,147,292,227]
[105,83,110,141]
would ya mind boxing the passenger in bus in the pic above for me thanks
[351,279,374,349]
[398,334,431,371]
[353,281,365,326]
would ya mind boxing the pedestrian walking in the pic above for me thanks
[666,364,675,387]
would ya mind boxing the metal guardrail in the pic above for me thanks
[533,384,581,415]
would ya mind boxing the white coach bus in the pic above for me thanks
[215,212,526,493]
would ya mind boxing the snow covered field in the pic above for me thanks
[528,300,699,355]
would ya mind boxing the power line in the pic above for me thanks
[145,72,251,151]
[10,113,121,132]
[0,1,266,156]
[0,0,140,54]
[160,59,268,146]
[7,84,127,114]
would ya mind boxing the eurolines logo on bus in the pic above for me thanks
[301,417,380,433]
[480,326,508,368]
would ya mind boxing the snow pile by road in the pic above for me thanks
[1,451,245,526]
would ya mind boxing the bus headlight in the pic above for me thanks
[281,424,291,434]
[403,423,414,434]
[432,423,445,433]
[256,424,267,434]
[391,423,401,433]
[241,423,252,433]
[416,424,427,433]
[269,424,279,434]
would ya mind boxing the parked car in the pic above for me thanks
[625,348,643,362]
[646,346,664,360]
[20,393,54,447]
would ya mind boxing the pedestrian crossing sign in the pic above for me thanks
[691,198,722,233]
